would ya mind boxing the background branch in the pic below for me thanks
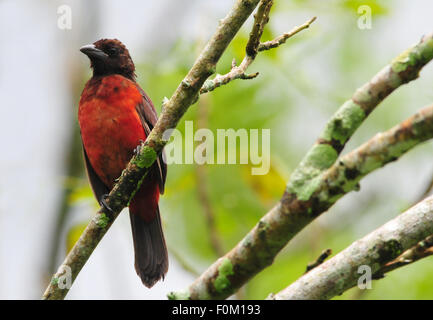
[374,234,433,278]
[271,195,433,300]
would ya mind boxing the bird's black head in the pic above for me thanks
[80,39,136,80]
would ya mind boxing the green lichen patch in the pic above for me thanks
[322,100,366,145]
[387,139,419,159]
[391,47,415,73]
[342,179,361,193]
[377,239,403,263]
[97,213,110,229]
[133,146,157,168]
[306,144,339,170]
[290,144,338,187]
[288,144,338,200]
[391,36,433,74]
[359,156,382,175]
[167,290,190,300]
[214,258,235,294]
[420,38,433,61]
[295,175,323,201]
[127,175,146,206]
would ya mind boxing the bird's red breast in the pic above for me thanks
[78,74,145,188]
[79,38,168,287]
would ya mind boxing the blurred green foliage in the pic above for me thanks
[66,222,88,253]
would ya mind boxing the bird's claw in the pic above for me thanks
[100,194,114,214]
[134,140,145,155]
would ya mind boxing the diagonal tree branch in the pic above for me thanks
[373,234,433,278]
[169,34,433,300]
[42,0,263,300]
[271,195,433,300]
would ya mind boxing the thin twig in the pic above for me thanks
[258,16,317,51]
[305,249,332,274]
[200,1,316,95]
[374,234,433,279]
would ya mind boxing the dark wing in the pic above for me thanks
[82,145,110,202]
[135,86,167,194]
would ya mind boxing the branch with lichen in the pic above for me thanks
[373,234,433,278]
[42,0,263,300]
[364,178,433,280]
[168,33,433,300]
[270,195,433,300]
[287,33,433,199]
[200,0,316,94]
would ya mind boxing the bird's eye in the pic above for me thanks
[106,47,118,56]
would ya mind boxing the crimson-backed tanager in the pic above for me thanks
[78,39,168,287]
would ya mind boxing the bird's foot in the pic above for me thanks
[100,194,114,214]
[134,139,145,155]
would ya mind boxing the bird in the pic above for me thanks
[78,39,168,287]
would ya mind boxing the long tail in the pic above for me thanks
[129,205,168,288]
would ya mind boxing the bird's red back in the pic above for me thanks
[79,75,146,188]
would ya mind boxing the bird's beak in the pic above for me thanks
[80,44,108,60]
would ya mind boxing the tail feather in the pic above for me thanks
[129,208,168,288]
